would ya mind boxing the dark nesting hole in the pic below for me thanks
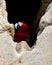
[5,0,42,47]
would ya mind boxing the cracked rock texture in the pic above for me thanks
[0,0,52,65]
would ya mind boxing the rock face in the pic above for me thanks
[18,25,52,65]
[0,0,19,65]
[38,2,52,36]
[0,0,52,65]
[0,0,7,20]
[46,2,52,12]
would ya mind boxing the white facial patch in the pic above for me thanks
[15,23,18,29]
[15,22,23,29]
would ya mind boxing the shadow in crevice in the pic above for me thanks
[5,0,42,47]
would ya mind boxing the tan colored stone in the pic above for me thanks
[19,25,52,65]
[0,0,52,65]
[38,3,52,36]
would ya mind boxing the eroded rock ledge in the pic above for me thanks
[0,0,52,65]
